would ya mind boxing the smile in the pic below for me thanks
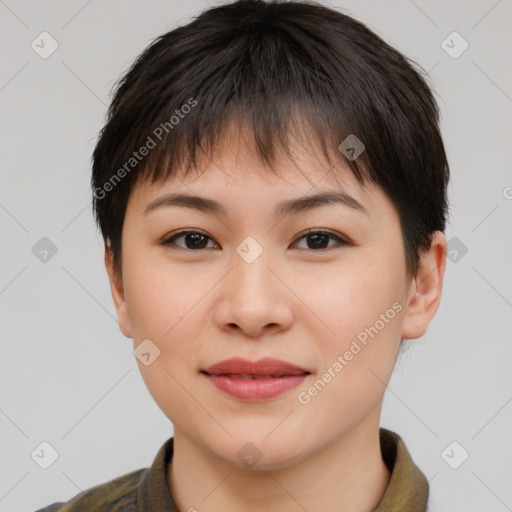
[202,357,311,401]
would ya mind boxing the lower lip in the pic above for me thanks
[204,374,309,401]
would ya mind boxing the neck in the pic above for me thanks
[168,417,391,511]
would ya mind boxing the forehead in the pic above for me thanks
[128,119,372,212]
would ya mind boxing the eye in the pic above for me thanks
[161,230,219,250]
[292,229,349,251]
[161,229,349,251]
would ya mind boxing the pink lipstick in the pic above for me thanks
[202,357,310,401]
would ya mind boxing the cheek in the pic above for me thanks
[122,258,209,421]
[122,253,217,366]
[293,257,405,415]
[299,256,405,346]
[123,255,204,341]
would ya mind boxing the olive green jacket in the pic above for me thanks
[35,428,429,512]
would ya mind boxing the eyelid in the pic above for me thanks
[295,228,351,245]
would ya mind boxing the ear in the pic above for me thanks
[401,231,447,339]
[104,243,133,338]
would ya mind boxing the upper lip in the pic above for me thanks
[202,357,310,377]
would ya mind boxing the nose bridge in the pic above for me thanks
[215,234,294,336]
[231,234,277,298]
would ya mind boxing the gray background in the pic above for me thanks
[1,1,511,511]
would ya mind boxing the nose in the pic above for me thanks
[213,244,294,339]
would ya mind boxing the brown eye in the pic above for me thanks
[161,230,218,250]
[293,230,349,251]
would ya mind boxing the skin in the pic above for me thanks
[105,122,447,511]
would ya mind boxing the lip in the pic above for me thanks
[202,357,310,401]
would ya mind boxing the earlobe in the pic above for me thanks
[104,244,133,338]
[401,231,447,339]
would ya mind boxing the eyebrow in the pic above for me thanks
[143,191,368,218]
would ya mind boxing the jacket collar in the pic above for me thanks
[138,427,428,511]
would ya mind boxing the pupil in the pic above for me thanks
[187,233,207,249]
[308,233,328,249]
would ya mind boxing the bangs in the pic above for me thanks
[100,20,376,192]
[138,105,370,189]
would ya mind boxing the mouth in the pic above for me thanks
[208,374,303,379]
[201,357,311,401]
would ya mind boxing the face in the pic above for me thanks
[106,124,445,470]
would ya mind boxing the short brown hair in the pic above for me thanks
[92,0,449,279]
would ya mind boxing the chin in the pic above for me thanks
[213,434,312,472]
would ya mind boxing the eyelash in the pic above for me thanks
[160,229,351,252]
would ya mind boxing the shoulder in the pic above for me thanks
[34,436,176,512]
[33,504,66,512]
[33,467,146,512]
